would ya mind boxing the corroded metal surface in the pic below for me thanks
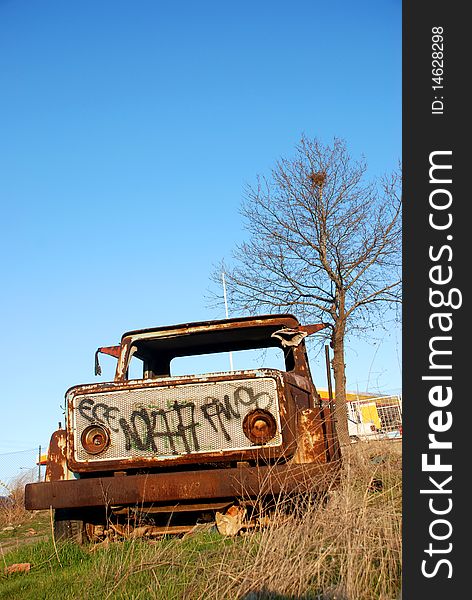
[67,373,285,471]
[29,314,340,516]
[114,314,321,382]
[25,462,340,510]
[292,408,328,464]
[66,371,295,473]
[94,346,121,376]
[45,429,69,482]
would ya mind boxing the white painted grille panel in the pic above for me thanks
[71,377,282,463]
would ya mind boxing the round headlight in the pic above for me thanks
[242,409,277,445]
[81,424,110,455]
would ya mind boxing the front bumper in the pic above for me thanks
[25,462,340,510]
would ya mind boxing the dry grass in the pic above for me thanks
[0,475,32,529]
[87,441,402,600]
[205,441,402,600]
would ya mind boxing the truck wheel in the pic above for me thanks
[53,509,86,543]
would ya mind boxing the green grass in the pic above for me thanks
[0,511,50,546]
[1,539,91,599]
[0,530,247,600]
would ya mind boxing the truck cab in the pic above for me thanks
[25,314,340,541]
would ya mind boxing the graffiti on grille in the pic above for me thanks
[77,386,273,453]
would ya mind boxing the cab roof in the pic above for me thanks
[121,314,301,342]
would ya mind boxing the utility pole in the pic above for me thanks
[222,271,234,371]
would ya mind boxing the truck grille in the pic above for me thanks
[70,377,282,463]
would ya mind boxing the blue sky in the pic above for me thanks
[0,0,401,455]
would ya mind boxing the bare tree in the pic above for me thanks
[214,137,402,446]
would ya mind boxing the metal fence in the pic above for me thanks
[347,395,403,441]
[0,446,46,496]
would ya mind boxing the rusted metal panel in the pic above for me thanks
[45,429,74,482]
[94,346,121,376]
[115,314,304,382]
[110,501,234,514]
[25,462,340,511]
[271,323,327,348]
[292,408,328,464]
[66,369,300,473]
[70,375,283,462]
[120,314,303,342]
[109,523,196,537]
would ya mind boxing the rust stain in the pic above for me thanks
[25,462,341,511]
[292,408,327,464]
[45,429,68,482]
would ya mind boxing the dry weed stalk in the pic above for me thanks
[215,441,402,600]
[87,442,401,600]
[0,474,33,529]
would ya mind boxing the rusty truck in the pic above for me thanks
[25,314,341,542]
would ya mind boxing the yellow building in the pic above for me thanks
[317,389,402,440]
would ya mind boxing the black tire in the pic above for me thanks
[53,509,86,543]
